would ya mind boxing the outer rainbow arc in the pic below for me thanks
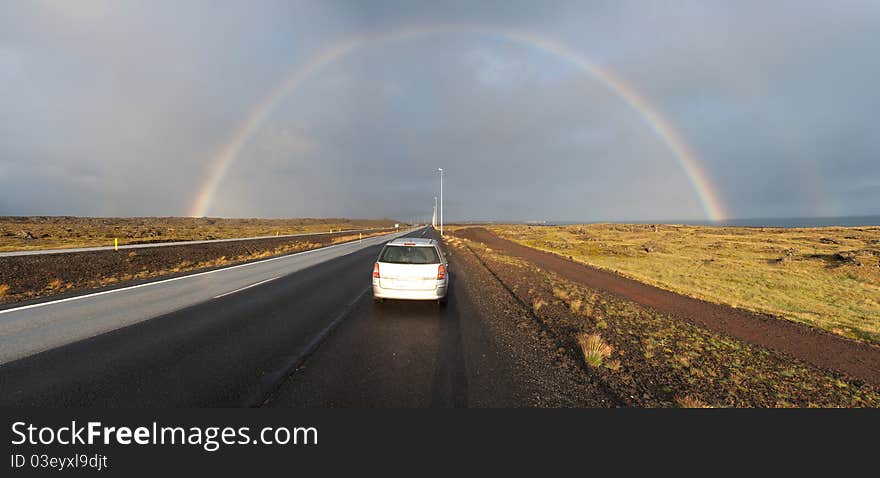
[189,37,363,219]
[190,25,727,222]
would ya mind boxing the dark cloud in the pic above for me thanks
[1,1,878,220]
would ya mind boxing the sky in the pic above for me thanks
[1,0,879,222]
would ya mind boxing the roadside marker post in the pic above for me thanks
[114,238,118,251]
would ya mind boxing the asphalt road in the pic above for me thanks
[0,227,392,257]
[0,227,519,407]
[0,228,413,365]
[266,256,523,408]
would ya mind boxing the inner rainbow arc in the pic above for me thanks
[190,25,727,222]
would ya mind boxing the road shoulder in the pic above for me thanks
[448,229,879,407]
[454,227,880,388]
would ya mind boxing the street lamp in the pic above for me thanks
[437,168,444,236]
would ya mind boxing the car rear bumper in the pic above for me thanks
[372,280,448,300]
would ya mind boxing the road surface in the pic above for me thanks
[0,227,524,407]
[0,227,394,257]
[0,228,412,365]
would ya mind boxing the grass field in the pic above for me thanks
[445,235,879,407]
[481,224,880,343]
[0,217,396,252]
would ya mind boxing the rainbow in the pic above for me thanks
[190,25,727,221]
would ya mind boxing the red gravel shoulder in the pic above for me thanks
[454,227,880,387]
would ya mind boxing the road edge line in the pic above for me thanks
[0,229,416,316]
[249,287,371,408]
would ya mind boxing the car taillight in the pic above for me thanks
[437,264,446,280]
[373,262,380,278]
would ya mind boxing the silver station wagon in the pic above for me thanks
[372,237,448,303]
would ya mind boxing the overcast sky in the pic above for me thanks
[2,0,878,222]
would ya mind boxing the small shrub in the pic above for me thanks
[552,287,570,301]
[0,284,9,298]
[605,359,621,372]
[676,395,712,408]
[577,333,613,367]
[533,298,547,311]
[643,337,658,358]
[569,298,583,313]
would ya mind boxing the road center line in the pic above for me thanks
[0,228,418,316]
[214,276,281,299]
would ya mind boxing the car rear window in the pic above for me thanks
[379,245,440,264]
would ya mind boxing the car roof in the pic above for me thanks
[387,237,436,246]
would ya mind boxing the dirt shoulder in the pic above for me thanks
[453,227,880,391]
[445,232,622,407]
[0,229,393,307]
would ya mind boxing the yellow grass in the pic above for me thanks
[46,279,63,290]
[0,217,396,252]
[488,224,880,343]
[532,298,547,311]
[577,333,613,367]
[676,395,712,408]
[1,229,399,305]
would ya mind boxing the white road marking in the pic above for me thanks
[0,227,394,257]
[0,229,417,316]
[255,286,370,406]
[214,276,281,299]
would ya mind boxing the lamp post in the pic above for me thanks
[437,168,444,236]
